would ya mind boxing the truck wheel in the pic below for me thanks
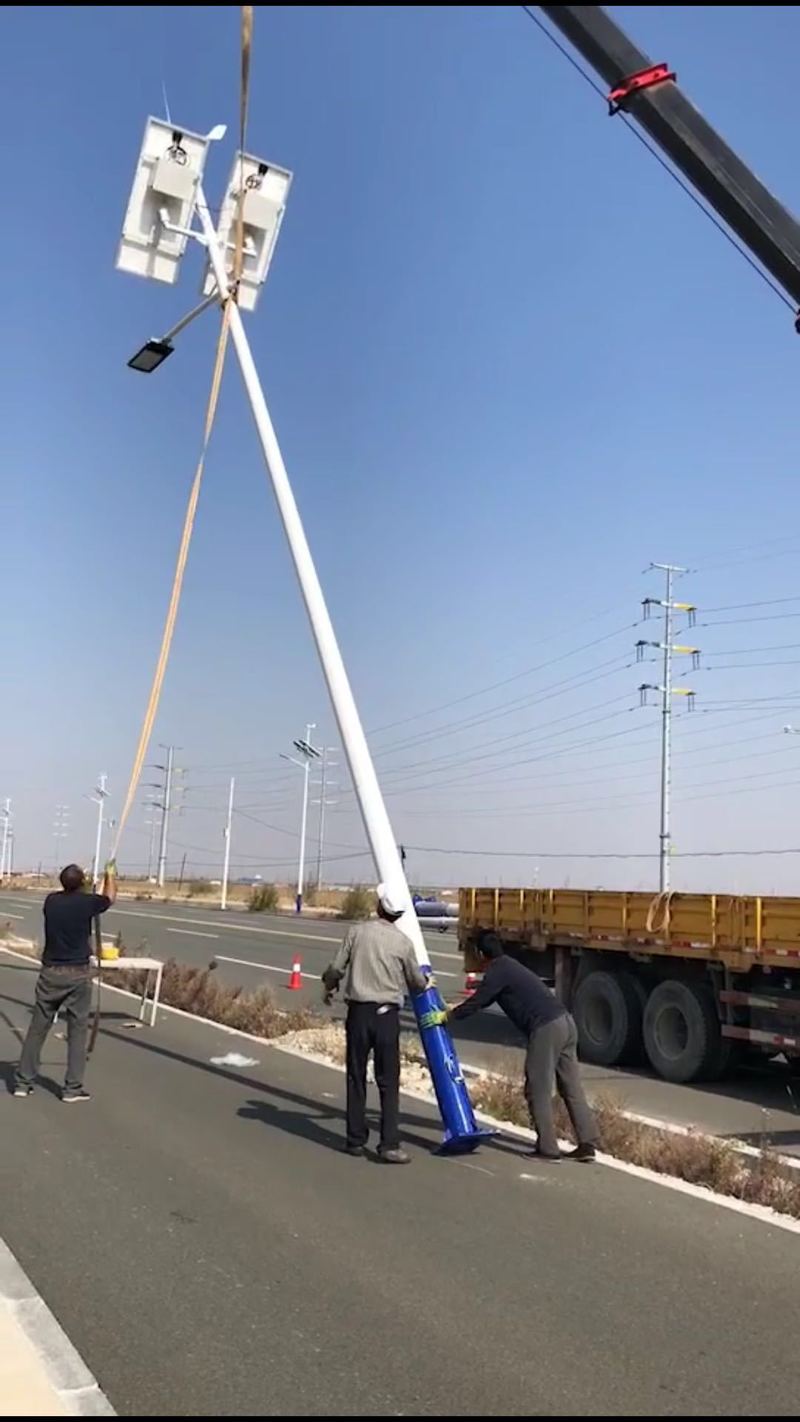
[643,980,729,1083]
[573,970,646,1067]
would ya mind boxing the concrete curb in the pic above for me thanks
[0,1240,115,1416]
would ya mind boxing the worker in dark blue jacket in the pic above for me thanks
[449,930,597,1161]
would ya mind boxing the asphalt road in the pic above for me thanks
[3,890,800,1155]
[1,953,799,1416]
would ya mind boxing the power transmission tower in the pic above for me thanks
[312,746,338,889]
[144,746,181,889]
[636,564,699,892]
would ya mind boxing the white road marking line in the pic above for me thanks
[0,912,25,920]
[215,953,288,975]
[462,1161,495,1177]
[111,908,341,943]
[167,927,219,939]
[111,905,461,955]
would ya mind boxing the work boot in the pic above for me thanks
[378,1147,410,1165]
[565,1142,596,1163]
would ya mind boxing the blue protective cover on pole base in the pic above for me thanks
[411,982,495,1154]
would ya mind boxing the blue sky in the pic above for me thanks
[4,4,800,893]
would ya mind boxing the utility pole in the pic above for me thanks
[90,774,109,887]
[313,747,338,889]
[221,775,235,910]
[280,725,320,913]
[156,745,175,889]
[637,565,699,892]
[143,796,159,882]
[0,799,10,881]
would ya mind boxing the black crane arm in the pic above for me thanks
[538,4,800,317]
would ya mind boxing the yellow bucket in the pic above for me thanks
[100,945,120,961]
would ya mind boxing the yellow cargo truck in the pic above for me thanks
[459,887,800,1083]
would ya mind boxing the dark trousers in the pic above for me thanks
[525,1013,597,1156]
[345,1002,401,1151]
[16,966,92,1092]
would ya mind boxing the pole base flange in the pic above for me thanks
[436,1128,497,1157]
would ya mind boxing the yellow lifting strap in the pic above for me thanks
[111,6,253,861]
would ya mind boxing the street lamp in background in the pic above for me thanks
[53,805,69,874]
[220,776,236,911]
[0,799,11,882]
[280,726,320,913]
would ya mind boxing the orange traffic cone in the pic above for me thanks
[287,956,303,991]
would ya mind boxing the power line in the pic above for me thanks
[404,841,800,860]
[370,627,636,749]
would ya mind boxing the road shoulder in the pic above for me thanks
[0,1239,114,1417]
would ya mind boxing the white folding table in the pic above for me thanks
[92,955,164,1027]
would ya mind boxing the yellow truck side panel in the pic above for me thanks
[459,887,800,973]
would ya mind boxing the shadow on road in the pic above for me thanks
[92,1020,449,1154]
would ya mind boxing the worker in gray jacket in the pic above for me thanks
[322,883,428,1163]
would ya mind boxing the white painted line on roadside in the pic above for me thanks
[0,912,25,920]
[111,908,341,944]
[0,1237,116,1415]
[215,953,287,975]
[111,906,460,957]
[167,927,219,940]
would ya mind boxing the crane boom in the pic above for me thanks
[538,4,800,317]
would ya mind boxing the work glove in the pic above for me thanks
[104,858,117,878]
[418,1008,448,1030]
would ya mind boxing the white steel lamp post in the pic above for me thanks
[116,114,489,1152]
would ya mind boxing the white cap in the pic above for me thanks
[377,882,405,918]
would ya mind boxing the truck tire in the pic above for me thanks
[643,980,729,1083]
[573,970,646,1067]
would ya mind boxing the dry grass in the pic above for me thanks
[248,883,280,913]
[339,885,373,920]
[108,958,315,1039]
[471,1074,800,1218]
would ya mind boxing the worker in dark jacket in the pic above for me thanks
[449,930,597,1161]
[14,861,117,1102]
